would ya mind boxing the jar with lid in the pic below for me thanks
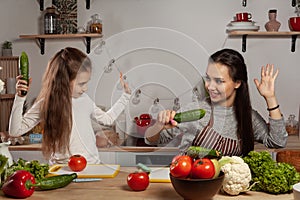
[44,7,58,34]
[286,114,299,135]
[90,14,102,34]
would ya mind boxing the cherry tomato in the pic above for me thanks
[68,154,87,172]
[191,158,215,179]
[170,155,193,178]
[127,172,149,191]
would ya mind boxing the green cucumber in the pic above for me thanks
[19,51,29,96]
[185,146,223,160]
[173,109,206,123]
[34,173,77,190]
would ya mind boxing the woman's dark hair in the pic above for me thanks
[209,48,254,155]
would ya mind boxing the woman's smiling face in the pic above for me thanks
[205,62,241,107]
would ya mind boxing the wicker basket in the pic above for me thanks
[276,150,300,172]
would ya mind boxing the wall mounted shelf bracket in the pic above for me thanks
[291,35,297,52]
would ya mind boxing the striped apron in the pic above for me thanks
[191,109,242,156]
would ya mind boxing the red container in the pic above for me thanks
[289,17,300,31]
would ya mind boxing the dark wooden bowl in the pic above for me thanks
[169,172,224,200]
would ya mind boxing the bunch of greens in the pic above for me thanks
[243,151,300,194]
[5,158,49,181]
[0,155,9,185]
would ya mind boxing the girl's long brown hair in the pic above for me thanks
[36,47,91,159]
[209,48,254,156]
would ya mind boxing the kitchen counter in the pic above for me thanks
[8,135,300,166]
[8,135,300,152]
[0,167,293,200]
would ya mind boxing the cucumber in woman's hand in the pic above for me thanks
[19,51,29,96]
[173,109,206,123]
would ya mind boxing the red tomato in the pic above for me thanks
[191,158,215,179]
[170,155,193,178]
[68,154,87,172]
[127,172,149,191]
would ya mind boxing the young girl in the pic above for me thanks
[145,48,287,156]
[9,47,131,164]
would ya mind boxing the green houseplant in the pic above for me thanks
[2,41,12,56]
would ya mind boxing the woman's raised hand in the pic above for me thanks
[254,64,278,99]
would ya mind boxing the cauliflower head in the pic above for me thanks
[219,156,252,195]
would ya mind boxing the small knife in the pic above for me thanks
[73,178,102,182]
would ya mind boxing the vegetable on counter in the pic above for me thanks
[5,158,49,182]
[34,173,77,190]
[0,155,8,186]
[185,146,223,160]
[243,151,300,194]
[218,156,252,196]
[2,170,36,199]
[127,163,150,191]
[173,109,206,123]
[68,154,87,172]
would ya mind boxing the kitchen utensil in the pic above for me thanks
[289,17,300,31]
[170,172,224,200]
[230,21,255,26]
[49,164,120,178]
[236,12,252,21]
[226,25,260,32]
[293,182,300,200]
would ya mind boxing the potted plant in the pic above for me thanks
[2,41,12,56]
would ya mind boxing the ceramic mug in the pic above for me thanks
[236,12,252,21]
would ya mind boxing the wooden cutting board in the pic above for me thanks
[49,164,120,178]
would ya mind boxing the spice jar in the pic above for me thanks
[90,14,102,34]
[44,7,58,34]
[286,114,299,135]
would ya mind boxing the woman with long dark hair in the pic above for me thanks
[145,48,287,156]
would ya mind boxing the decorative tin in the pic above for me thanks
[52,0,78,34]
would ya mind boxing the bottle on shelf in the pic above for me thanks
[90,14,102,34]
[44,7,58,34]
[286,114,299,135]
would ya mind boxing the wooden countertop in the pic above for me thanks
[0,167,293,200]
[8,135,300,152]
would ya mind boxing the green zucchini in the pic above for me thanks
[34,173,77,190]
[19,51,29,96]
[173,109,206,123]
[185,146,223,160]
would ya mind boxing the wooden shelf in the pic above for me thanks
[19,33,103,55]
[228,31,300,52]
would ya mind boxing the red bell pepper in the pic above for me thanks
[2,170,36,198]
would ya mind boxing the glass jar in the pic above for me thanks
[44,7,58,34]
[286,114,299,135]
[90,14,102,34]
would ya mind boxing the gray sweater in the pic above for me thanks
[146,100,288,153]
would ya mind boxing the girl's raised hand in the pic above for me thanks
[16,75,31,97]
[254,64,279,99]
[119,72,131,94]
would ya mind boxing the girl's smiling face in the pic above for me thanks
[71,70,91,98]
[205,62,241,107]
